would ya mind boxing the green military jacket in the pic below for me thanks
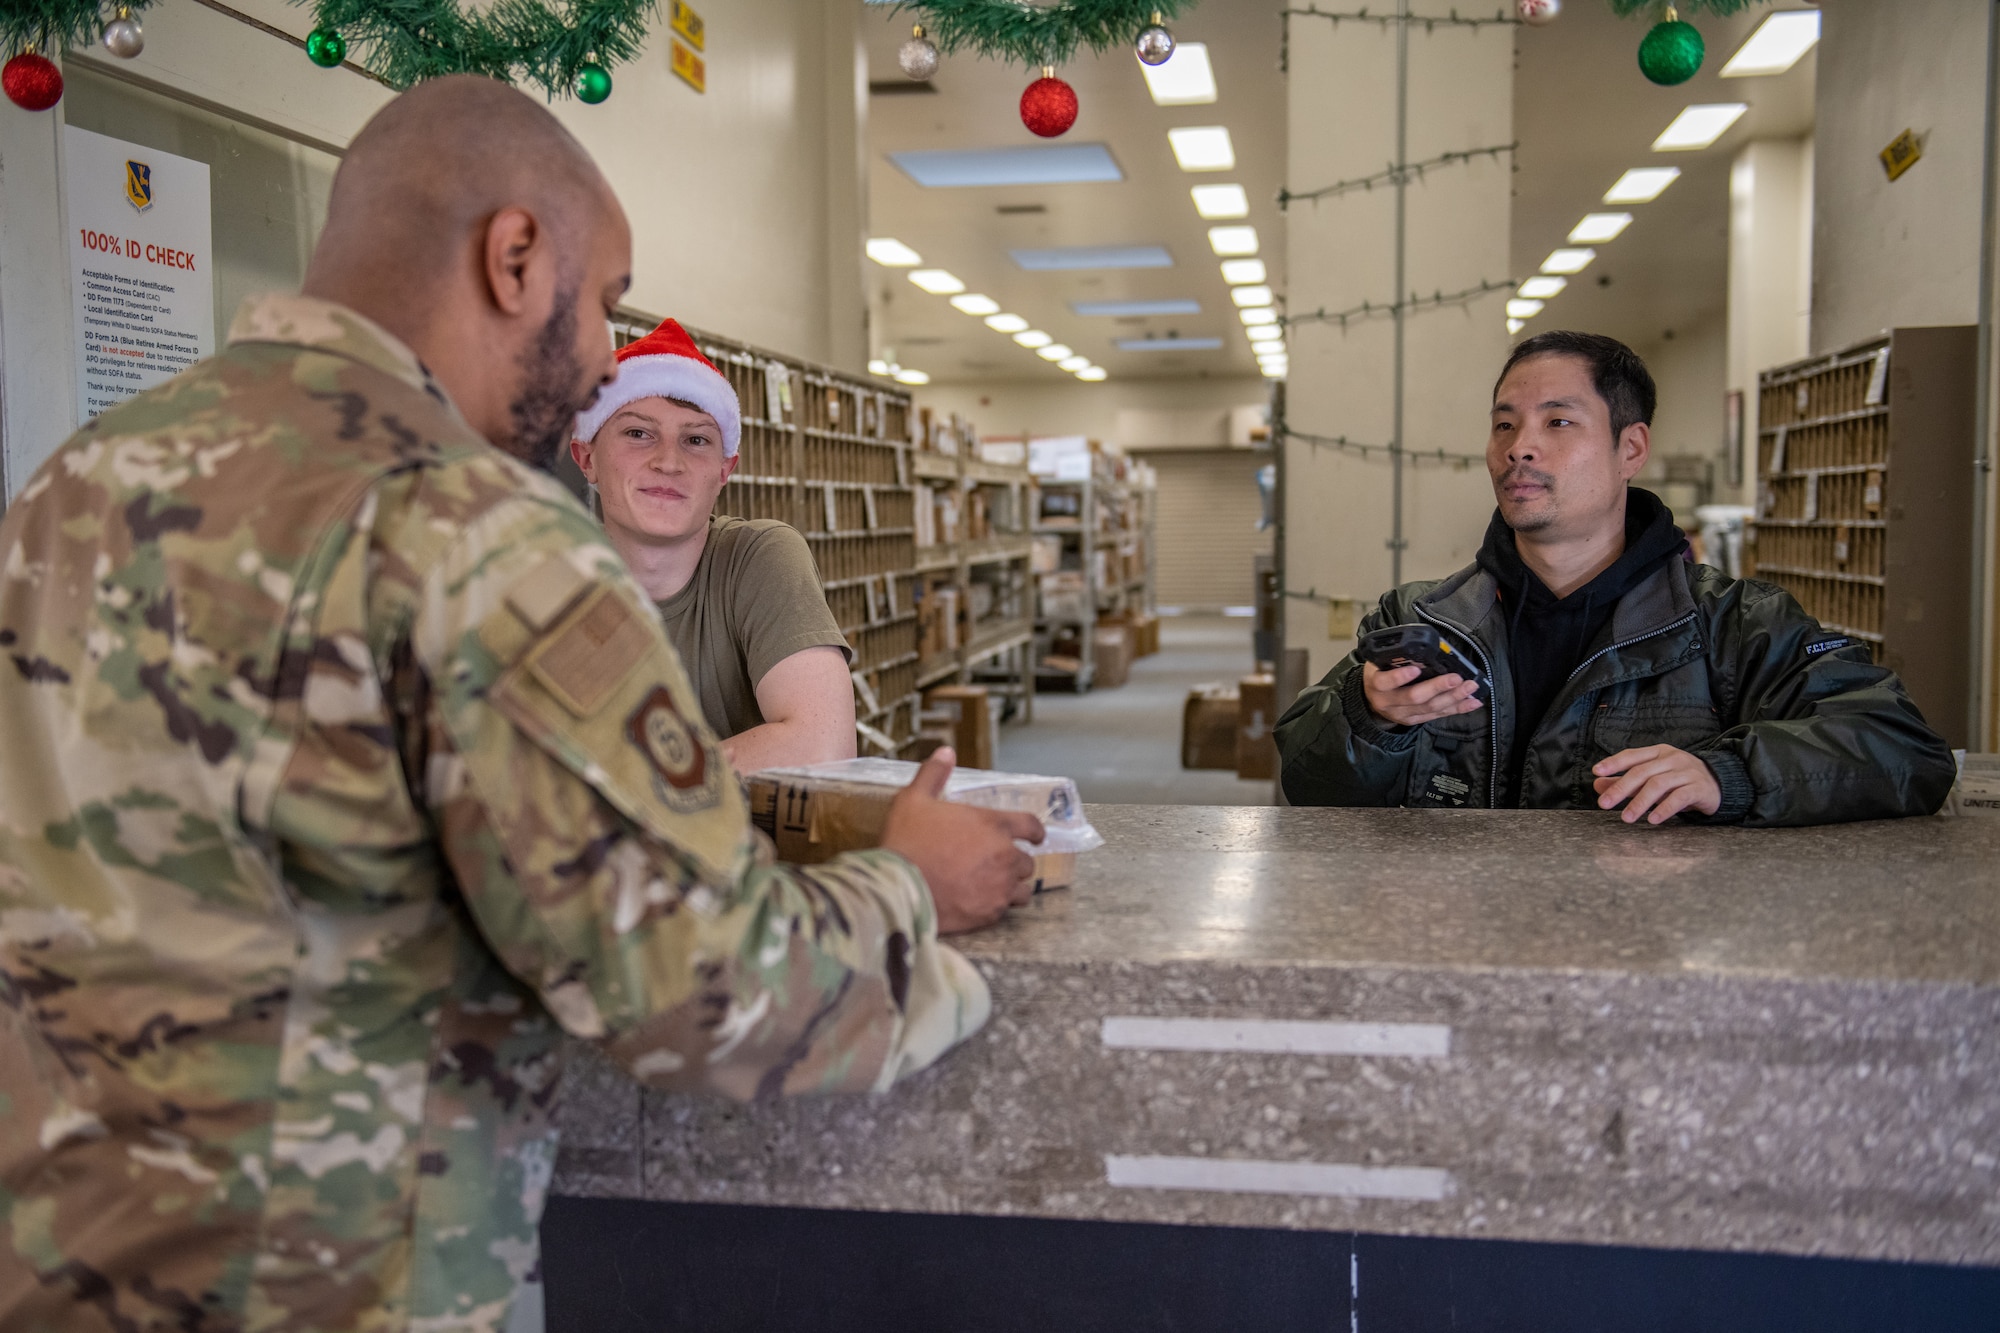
[0,295,988,1332]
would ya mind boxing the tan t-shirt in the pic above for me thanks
[656,515,852,739]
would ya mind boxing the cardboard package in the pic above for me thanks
[1237,673,1279,781]
[1093,623,1133,689]
[747,759,1104,891]
[1182,683,1240,770]
[923,684,996,771]
[1031,535,1064,574]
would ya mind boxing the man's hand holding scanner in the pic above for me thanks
[1593,745,1723,825]
[1362,661,1485,728]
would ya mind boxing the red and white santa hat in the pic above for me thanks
[573,318,742,457]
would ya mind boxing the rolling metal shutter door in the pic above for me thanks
[1142,449,1273,611]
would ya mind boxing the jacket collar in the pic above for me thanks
[227,293,460,416]
[1416,554,1701,681]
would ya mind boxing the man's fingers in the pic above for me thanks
[1647,786,1698,825]
[1007,845,1036,884]
[1594,746,1665,778]
[1596,759,1670,809]
[997,811,1046,845]
[909,747,956,799]
[1622,771,1690,824]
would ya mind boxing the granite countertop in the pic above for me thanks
[555,807,2000,1265]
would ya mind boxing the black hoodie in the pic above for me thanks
[1475,487,1689,806]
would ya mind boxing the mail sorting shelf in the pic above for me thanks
[910,442,1038,725]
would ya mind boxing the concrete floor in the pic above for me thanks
[996,615,1275,806]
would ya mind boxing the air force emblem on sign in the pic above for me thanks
[124,160,153,213]
[626,686,723,812]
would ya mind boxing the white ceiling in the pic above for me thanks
[861,0,1818,386]
[1509,3,1817,348]
[859,0,1287,385]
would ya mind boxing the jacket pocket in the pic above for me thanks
[1406,715,1482,808]
[1588,698,1723,759]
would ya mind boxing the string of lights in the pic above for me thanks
[1281,278,1515,331]
[1279,5,1520,68]
[1279,143,1517,210]
[1278,424,1486,469]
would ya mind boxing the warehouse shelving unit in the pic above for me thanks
[1746,326,1977,748]
[611,312,924,756]
[911,445,1037,724]
[1029,461,1154,692]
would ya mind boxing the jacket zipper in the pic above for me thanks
[1411,604,1501,808]
[1564,612,1699,684]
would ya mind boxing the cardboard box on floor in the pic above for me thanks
[1182,682,1239,770]
[923,684,997,771]
[747,761,1096,891]
[1092,623,1133,689]
[1237,673,1279,780]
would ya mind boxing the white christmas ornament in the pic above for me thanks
[898,25,939,80]
[1516,0,1560,24]
[102,8,144,57]
[1135,22,1174,66]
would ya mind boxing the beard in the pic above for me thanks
[1494,464,1558,532]
[507,286,591,473]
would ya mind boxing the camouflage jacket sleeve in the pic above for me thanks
[392,491,988,1099]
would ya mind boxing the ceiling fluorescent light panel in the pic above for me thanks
[1191,184,1249,219]
[1014,330,1054,348]
[1078,367,1109,381]
[909,269,965,295]
[1568,213,1633,244]
[1169,126,1235,172]
[1722,10,1820,77]
[866,238,922,267]
[1604,167,1680,203]
[1208,225,1259,257]
[950,294,1001,316]
[894,369,930,385]
[1220,258,1267,285]
[1142,42,1217,105]
[1240,308,1279,327]
[986,313,1029,333]
[1517,276,1567,300]
[1541,248,1597,275]
[1037,344,1074,361]
[1059,356,1092,372]
[1230,285,1274,308]
[1653,103,1749,151]
[1506,299,1545,319]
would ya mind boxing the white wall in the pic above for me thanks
[914,375,1271,449]
[0,0,865,500]
[1726,136,1813,502]
[1813,0,1989,352]
[1281,5,1514,682]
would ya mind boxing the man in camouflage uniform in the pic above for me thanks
[0,77,1040,1331]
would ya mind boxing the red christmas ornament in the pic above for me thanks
[1020,72,1077,138]
[3,52,63,112]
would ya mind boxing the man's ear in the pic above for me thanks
[481,206,544,316]
[569,434,596,483]
[1618,420,1651,481]
[720,451,740,485]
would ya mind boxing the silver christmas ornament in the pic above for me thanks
[898,25,939,81]
[1515,0,1561,25]
[1135,21,1175,66]
[102,8,144,58]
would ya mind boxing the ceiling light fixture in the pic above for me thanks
[1250,337,1285,354]
[1261,364,1287,379]
[894,369,931,385]
[1518,276,1567,300]
[1078,367,1109,382]
[1652,103,1749,151]
[1072,299,1202,317]
[985,313,1030,333]
[1014,330,1054,348]
[1603,167,1681,203]
[1541,248,1597,275]
[1230,285,1274,308]
[1507,319,1526,336]
[1220,258,1267,285]
[950,294,1001,316]
[908,269,966,295]
[1190,183,1249,219]
[1208,225,1259,256]
[1059,355,1092,372]
[1568,213,1633,244]
[1506,299,1545,319]
[866,237,922,267]
[1141,41,1217,105]
[1240,307,1279,327]
[1168,126,1235,172]
[1722,10,1820,78]
[1037,344,1074,361]
[867,359,891,375]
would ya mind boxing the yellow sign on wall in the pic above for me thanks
[1880,129,1923,182]
[671,0,704,51]
[671,39,706,93]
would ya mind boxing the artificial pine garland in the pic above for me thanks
[1607,0,1769,14]
[891,0,1197,69]
[298,0,656,96]
[2,0,152,55]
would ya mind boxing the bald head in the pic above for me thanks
[303,76,632,468]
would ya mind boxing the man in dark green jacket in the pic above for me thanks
[1276,331,1955,827]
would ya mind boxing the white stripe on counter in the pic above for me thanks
[1101,1016,1450,1059]
[1105,1154,1451,1202]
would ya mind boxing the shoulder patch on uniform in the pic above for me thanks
[526,588,652,716]
[626,686,725,813]
[1805,636,1853,657]
[506,558,592,632]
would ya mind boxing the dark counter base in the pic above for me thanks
[541,1196,2000,1333]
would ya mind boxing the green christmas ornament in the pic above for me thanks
[575,59,611,103]
[305,26,346,67]
[1637,9,1704,86]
